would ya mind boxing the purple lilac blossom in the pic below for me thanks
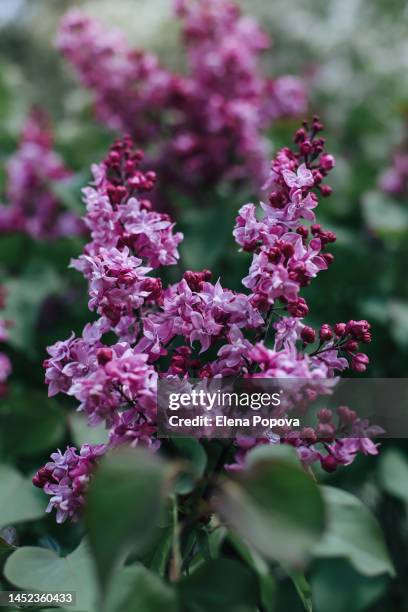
[0,110,83,240]
[57,0,307,191]
[35,124,375,522]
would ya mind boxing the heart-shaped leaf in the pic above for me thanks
[313,486,394,576]
[214,444,325,565]
[4,541,97,612]
[0,464,44,529]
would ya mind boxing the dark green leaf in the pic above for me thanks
[312,558,388,612]
[313,486,394,576]
[104,565,179,612]
[0,464,44,528]
[3,263,61,356]
[215,444,325,565]
[179,558,259,612]
[86,447,174,591]
[282,566,312,612]
[229,532,276,612]
[172,438,207,495]
[378,448,408,502]
[0,389,65,458]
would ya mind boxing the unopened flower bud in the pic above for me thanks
[333,322,346,336]
[351,353,369,373]
[319,324,333,341]
[320,153,336,171]
[321,454,338,473]
[301,325,316,344]
[318,408,332,423]
[345,339,359,352]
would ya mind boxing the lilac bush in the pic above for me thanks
[34,119,375,523]
[0,109,83,240]
[56,0,306,191]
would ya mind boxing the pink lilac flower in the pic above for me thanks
[0,109,83,240]
[33,444,106,523]
[57,1,306,190]
[35,123,377,521]
[236,118,336,312]
[81,137,183,269]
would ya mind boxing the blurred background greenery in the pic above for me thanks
[0,1,408,610]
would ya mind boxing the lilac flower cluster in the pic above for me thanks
[32,444,106,523]
[57,0,306,190]
[0,110,83,240]
[234,118,336,314]
[34,123,377,522]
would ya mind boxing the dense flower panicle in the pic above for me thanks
[137,277,264,359]
[235,118,337,312]
[79,138,183,269]
[36,124,376,522]
[57,1,306,189]
[0,110,83,240]
[72,247,153,324]
[56,10,176,140]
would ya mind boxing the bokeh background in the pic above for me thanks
[0,1,408,610]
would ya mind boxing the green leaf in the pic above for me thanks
[86,448,174,591]
[186,524,227,575]
[312,558,388,612]
[229,532,276,612]
[313,486,394,576]
[179,558,259,612]
[214,445,325,565]
[104,565,179,612]
[172,438,207,495]
[378,448,408,502]
[362,191,408,240]
[4,541,97,612]
[283,566,312,612]
[3,262,61,356]
[245,443,301,469]
[50,172,88,215]
[0,389,65,458]
[0,535,15,561]
[388,301,408,349]
[145,526,173,576]
[69,412,109,447]
[0,464,44,528]
[179,203,236,271]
